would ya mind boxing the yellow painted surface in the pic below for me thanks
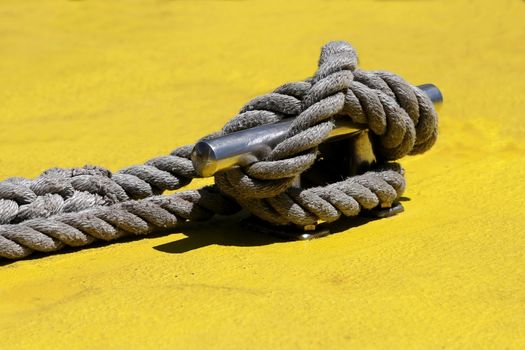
[1,0,524,348]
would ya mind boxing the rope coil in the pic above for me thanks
[0,41,438,259]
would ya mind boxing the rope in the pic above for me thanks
[0,41,438,259]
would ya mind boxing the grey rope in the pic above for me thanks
[0,186,241,259]
[0,149,196,224]
[0,41,437,259]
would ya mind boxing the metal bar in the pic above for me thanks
[192,84,442,177]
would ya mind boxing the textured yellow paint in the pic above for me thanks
[1,0,524,348]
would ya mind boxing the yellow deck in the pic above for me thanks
[1,1,524,348]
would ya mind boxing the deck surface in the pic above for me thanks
[1,1,524,349]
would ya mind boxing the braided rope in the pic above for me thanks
[0,41,438,259]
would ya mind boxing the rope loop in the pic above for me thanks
[213,41,437,225]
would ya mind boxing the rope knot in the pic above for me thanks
[213,41,438,225]
[215,41,358,201]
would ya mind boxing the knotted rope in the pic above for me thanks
[0,41,438,259]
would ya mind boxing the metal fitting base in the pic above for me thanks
[241,217,331,240]
[242,202,404,241]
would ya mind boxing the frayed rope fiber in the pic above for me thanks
[0,41,438,259]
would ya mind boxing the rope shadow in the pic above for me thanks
[152,211,393,255]
[153,212,279,254]
[154,196,411,254]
